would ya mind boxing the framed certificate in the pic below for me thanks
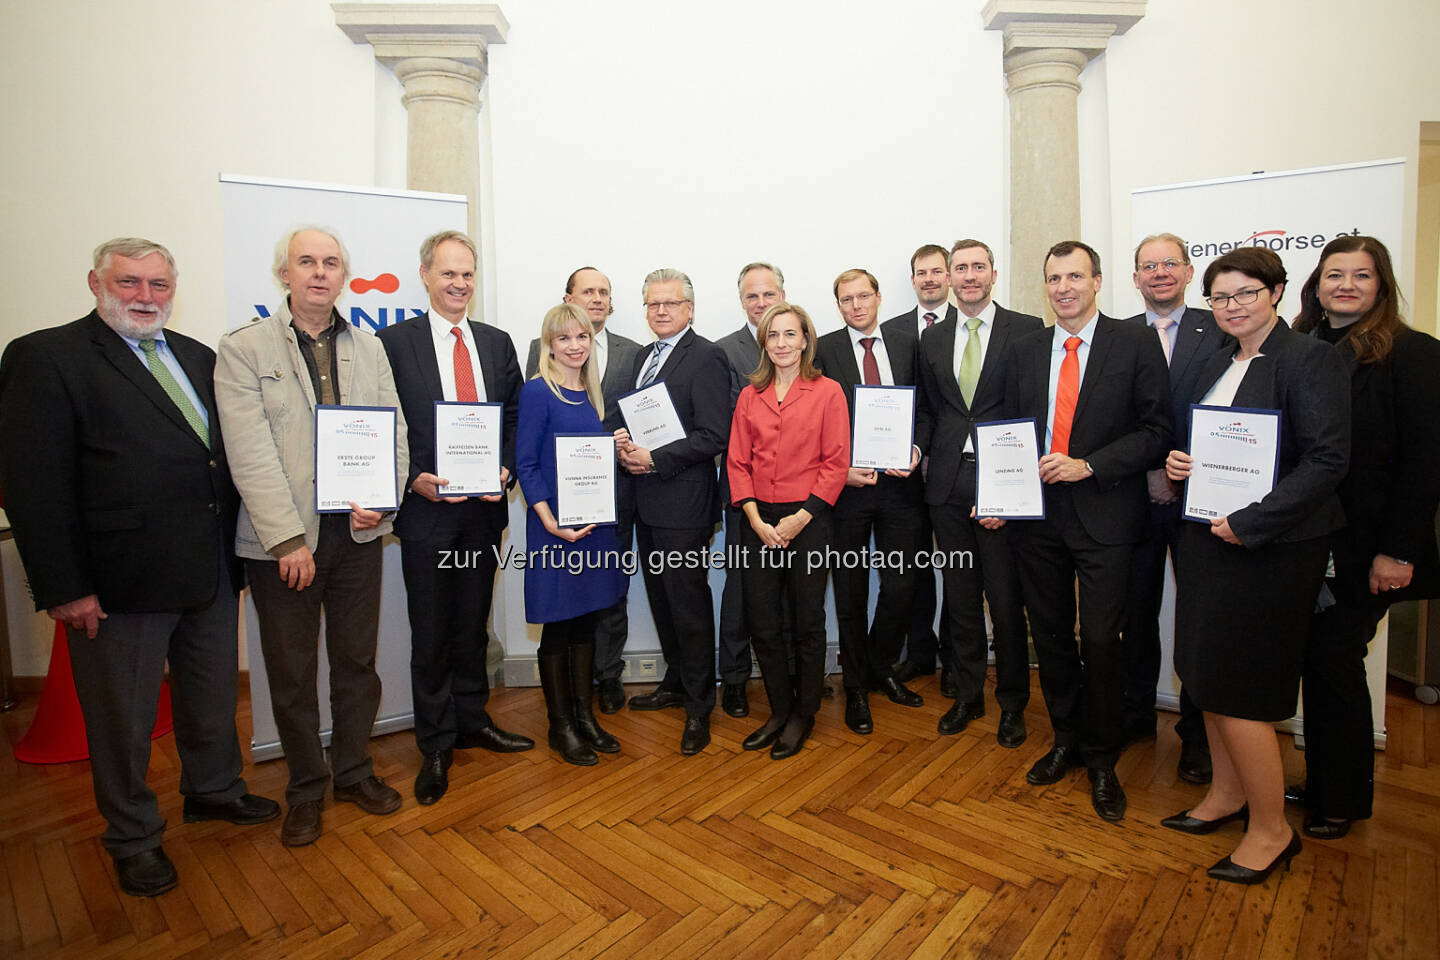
[617,381,687,450]
[1183,405,1281,524]
[314,405,399,513]
[851,385,915,471]
[554,433,618,527]
[433,401,503,497]
[973,418,1045,519]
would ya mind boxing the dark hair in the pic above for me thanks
[1292,235,1404,365]
[1202,247,1286,306]
[565,266,604,295]
[950,238,995,267]
[909,244,950,274]
[1044,240,1101,277]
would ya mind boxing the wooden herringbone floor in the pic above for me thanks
[2,671,1437,958]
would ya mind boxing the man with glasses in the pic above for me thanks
[616,269,731,756]
[1122,233,1225,783]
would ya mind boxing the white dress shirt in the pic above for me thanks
[847,324,895,385]
[635,327,688,387]
[951,301,996,453]
[1044,313,1098,451]
[429,311,487,402]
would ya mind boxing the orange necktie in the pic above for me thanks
[1050,336,1082,455]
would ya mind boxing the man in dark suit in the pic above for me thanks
[0,238,278,897]
[883,244,958,691]
[915,239,1043,745]
[524,266,641,714]
[616,268,731,755]
[1122,233,1226,783]
[712,262,784,718]
[814,268,927,734]
[1000,240,1170,822]
[378,230,533,807]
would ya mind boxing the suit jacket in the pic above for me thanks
[915,305,1045,506]
[882,304,957,343]
[716,324,762,409]
[1124,306,1229,442]
[629,327,731,528]
[1004,314,1172,545]
[0,312,241,612]
[378,313,522,541]
[525,327,642,431]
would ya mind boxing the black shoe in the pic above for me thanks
[891,661,934,683]
[1178,739,1213,784]
[334,776,403,815]
[1283,783,1307,806]
[743,716,786,751]
[1026,744,1082,785]
[844,689,873,735]
[876,676,923,707]
[1208,831,1302,885]
[1303,814,1352,839]
[1162,804,1249,835]
[997,710,1027,748]
[114,847,178,897]
[598,678,626,714]
[681,716,711,755]
[940,669,958,699]
[937,698,984,736]
[629,688,685,711]
[281,800,322,847]
[182,792,280,825]
[455,723,535,753]
[771,716,813,759]
[1089,768,1127,822]
[414,750,452,806]
[722,682,750,718]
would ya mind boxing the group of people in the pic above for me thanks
[0,226,1434,899]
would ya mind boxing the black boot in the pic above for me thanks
[539,652,597,766]
[570,642,620,753]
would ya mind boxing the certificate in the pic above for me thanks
[434,401,503,496]
[973,418,1045,519]
[1183,405,1281,523]
[554,433,617,527]
[314,405,399,513]
[851,385,915,471]
[618,382,687,449]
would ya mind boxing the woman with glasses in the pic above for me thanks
[1161,247,1350,884]
[1287,236,1440,838]
[727,302,849,759]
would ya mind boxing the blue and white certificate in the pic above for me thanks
[555,433,618,527]
[434,401,503,496]
[973,418,1045,519]
[851,385,915,471]
[1183,405,1281,523]
[314,405,399,513]
[618,382,687,450]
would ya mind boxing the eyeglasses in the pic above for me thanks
[1205,288,1265,308]
[644,299,690,313]
[837,292,876,308]
[1137,259,1185,274]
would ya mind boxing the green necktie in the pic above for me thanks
[139,339,209,446]
[958,316,983,406]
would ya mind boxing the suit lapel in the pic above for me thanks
[411,314,445,400]
[466,319,498,400]
[1192,345,1236,406]
[973,311,1009,404]
[1072,316,1113,426]
[835,332,863,386]
[1167,307,1208,388]
[879,326,912,384]
[89,317,208,450]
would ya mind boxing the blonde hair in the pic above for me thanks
[749,302,820,392]
[536,303,604,417]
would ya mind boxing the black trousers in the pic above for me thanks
[717,505,753,684]
[740,501,832,720]
[929,459,1031,711]
[1122,499,1206,744]
[635,521,717,718]
[1010,487,1130,770]
[593,501,635,682]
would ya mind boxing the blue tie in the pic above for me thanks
[639,342,668,387]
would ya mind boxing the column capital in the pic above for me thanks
[982,0,1146,59]
[332,3,508,73]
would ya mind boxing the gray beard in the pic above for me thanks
[98,290,171,339]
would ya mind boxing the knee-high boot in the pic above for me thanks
[570,642,620,753]
[539,652,597,766]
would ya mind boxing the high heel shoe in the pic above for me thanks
[1207,830,1302,885]
[1160,804,1249,835]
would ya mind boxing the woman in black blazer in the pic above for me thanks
[1288,236,1440,838]
[1162,247,1350,884]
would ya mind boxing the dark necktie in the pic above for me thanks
[923,311,937,328]
[639,342,667,387]
[860,337,880,385]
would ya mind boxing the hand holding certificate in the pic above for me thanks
[314,405,399,513]
[851,385,915,471]
[973,419,1045,519]
[1182,405,1280,523]
[434,401,503,496]
[555,433,618,527]
[618,382,687,450]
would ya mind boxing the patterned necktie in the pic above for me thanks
[1154,316,1175,366]
[1050,336,1082,455]
[451,327,478,401]
[923,311,937,328]
[138,339,208,446]
[957,317,983,407]
[860,337,880,385]
[639,342,667,387]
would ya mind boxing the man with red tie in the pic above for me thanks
[998,241,1170,822]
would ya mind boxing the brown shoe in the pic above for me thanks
[281,801,322,847]
[334,776,402,815]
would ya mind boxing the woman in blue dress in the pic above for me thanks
[516,302,627,765]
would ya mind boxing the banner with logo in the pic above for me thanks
[220,174,466,759]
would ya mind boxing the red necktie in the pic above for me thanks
[923,311,937,328]
[860,337,880,385]
[1050,336,1082,455]
[452,327,478,402]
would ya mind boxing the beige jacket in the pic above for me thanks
[215,300,408,560]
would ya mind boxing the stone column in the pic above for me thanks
[983,1,1146,317]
